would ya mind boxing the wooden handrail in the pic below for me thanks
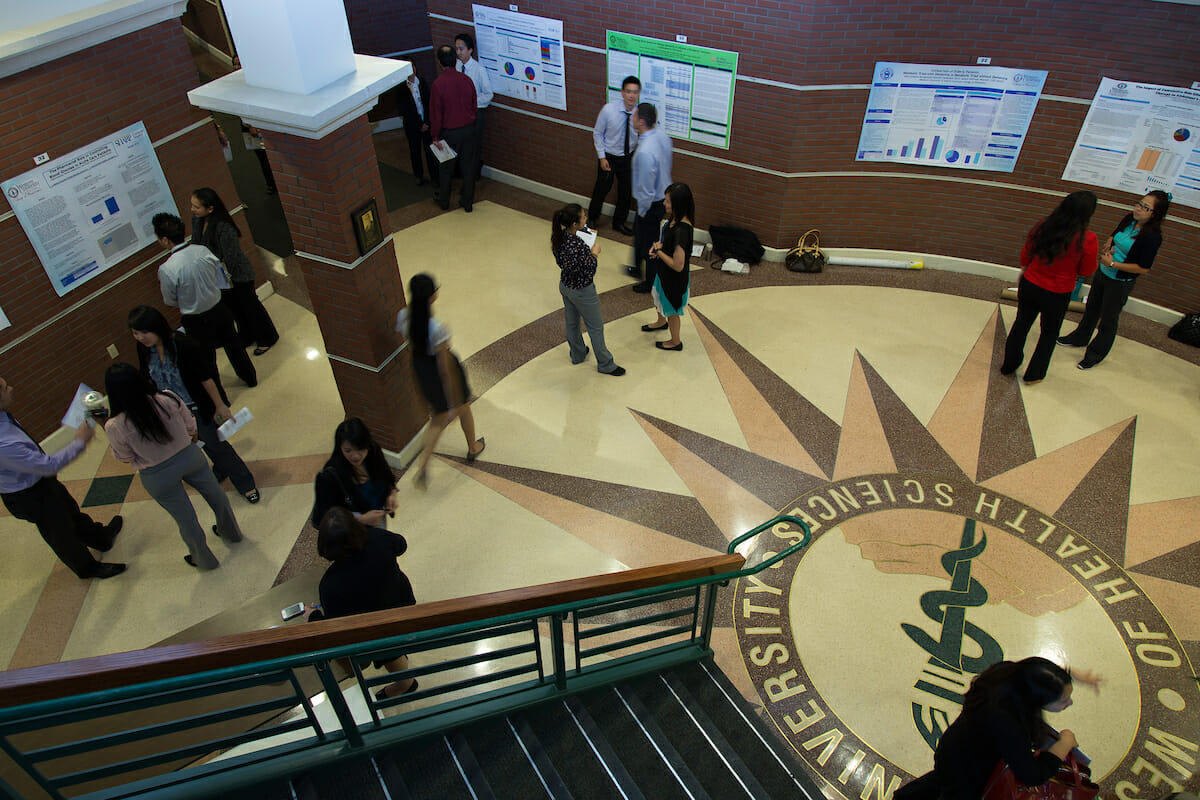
[0,553,744,707]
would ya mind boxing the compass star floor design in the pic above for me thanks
[1,200,1197,799]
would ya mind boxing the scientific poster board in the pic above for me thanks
[472,4,566,111]
[855,62,1047,173]
[1062,78,1200,211]
[2,122,174,297]
[605,31,738,150]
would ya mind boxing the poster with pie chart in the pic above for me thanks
[472,4,566,111]
[1063,77,1200,211]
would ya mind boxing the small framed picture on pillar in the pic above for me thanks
[351,199,383,255]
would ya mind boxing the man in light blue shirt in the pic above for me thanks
[456,32,493,180]
[0,376,125,579]
[587,76,641,235]
[630,103,673,293]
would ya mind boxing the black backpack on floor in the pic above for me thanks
[1168,313,1200,347]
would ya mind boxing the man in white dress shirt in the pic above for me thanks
[455,32,493,180]
[587,76,641,236]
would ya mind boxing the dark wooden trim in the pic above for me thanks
[0,553,744,707]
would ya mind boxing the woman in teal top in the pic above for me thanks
[1058,190,1170,369]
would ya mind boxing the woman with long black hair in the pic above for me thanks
[396,273,485,490]
[127,306,259,504]
[104,363,243,570]
[1058,190,1171,369]
[929,657,1099,800]
[551,203,625,376]
[311,417,398,529]
[1001,191,1099,383]
[641,182,694,351]
[191,187,279,356]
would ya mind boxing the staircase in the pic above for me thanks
[226,658,821,800]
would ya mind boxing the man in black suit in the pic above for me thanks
[397,70,439,186]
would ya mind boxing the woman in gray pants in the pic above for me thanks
[104,363,243,569]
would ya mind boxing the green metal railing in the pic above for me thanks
[0,514,810,800]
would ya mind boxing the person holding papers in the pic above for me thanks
[127,306,259,504]
[0,376,125,579]
[551,203,626,376]
[429,45,478,213]
[1058,190,1171,369]
[104,363,244,571]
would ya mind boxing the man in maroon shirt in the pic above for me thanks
[430,45,478,213]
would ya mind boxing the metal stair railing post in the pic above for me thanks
[314,660,362,748]
[550,612,568,690]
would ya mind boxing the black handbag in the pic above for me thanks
[1168,313,1200,347]
[786,229,825,273]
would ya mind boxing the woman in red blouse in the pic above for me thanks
[1001,191,1098,384]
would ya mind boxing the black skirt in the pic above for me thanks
[413,352,471,412]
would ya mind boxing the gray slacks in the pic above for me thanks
[139,444,244,570]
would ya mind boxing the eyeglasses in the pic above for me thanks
[1135,202,1154,212]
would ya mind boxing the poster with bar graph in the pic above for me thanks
[855,62,1047,173]
[472,5,566,111]
[1062,78,1200,211]
[2,121,174,297]
[606,31,738,149]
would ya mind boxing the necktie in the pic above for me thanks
[7,412,45,454]
[624,112,631,156]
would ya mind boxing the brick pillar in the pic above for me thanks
[266,114,425,451]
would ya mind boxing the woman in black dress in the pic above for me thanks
[642,182,694,351]
[396,273,485,490]
[191,187,279,356]
[316,507,417,699]
[311,417,398,529]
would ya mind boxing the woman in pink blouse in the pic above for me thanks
[104,363,243,570]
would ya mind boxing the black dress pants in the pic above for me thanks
[222,282,279,349]
[632,200,666,284]
[438,124,476,210]
[403,116,439,182]
[183,303,257,387]
[1002,276,1071,381]
[587,153,633,228]
[2,478,109,578]
[1059,270,1136,365]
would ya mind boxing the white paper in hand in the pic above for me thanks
[430,141,456,163]
[217,407,254,441]
[62,383,94,429]
[576,228,597,248]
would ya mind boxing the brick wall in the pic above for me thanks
[422,0,1200,312]
[0,20,265,438]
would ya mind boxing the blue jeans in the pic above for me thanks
[560,282,618,373]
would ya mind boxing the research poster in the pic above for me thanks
[1062,78,1200,211]
[472,4,566,111]
[855,62,1047,173]
[605,31,738,150]
[2,122,174,297]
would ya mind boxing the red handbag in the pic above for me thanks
[982,754,1099,800]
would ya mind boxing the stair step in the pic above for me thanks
[672,660,822,800]
[518,700,630,800]
[379,733,476,799]
[624,673,766,799]
[457,715,559,798]
[578,684,704,800]
[300,754,391,799]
